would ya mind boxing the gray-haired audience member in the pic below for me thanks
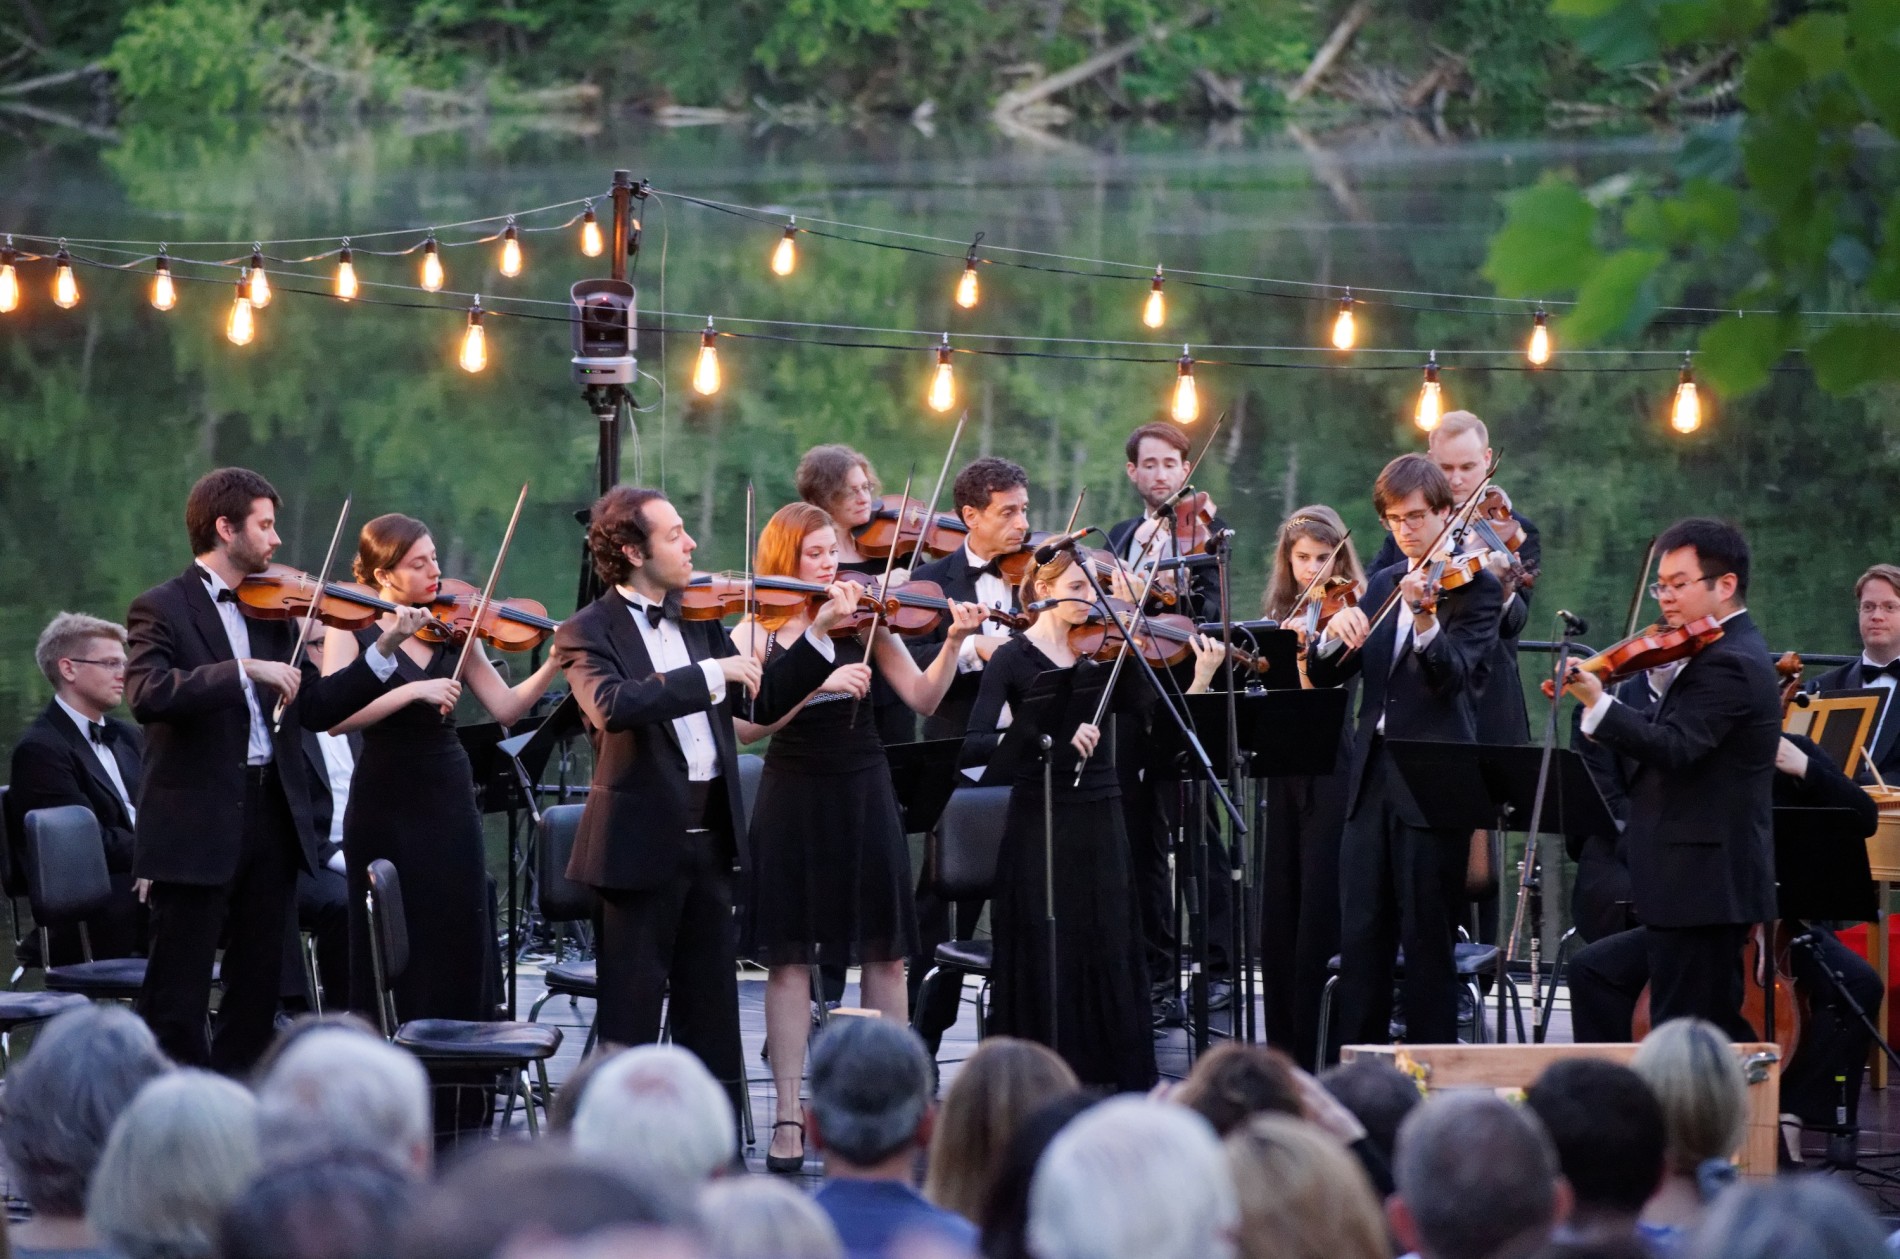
[254,1027,431,1175]
[1684,1176,1889,1259]
[1524,1059,1665,1242]
[700,1177,845,1259]
[87,1070,261,1259]
[0,1005,171,1259]
[807,1017,978,1259]
[570,1044,737,1187]
[219,1150,414,1259]
[1389,1092,1571,1259]
[1319,1058,1422,1169]
[1027,1097,1237,1259]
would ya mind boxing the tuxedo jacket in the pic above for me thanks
[125,567,388,886]
[906,545,1022,738]
[1585,611,1780,929]
[6,703,145,885]
[553,591,834,892]
[1304,560,1502,819]
[1105,510,1233,621]
[1806,659,1900,783]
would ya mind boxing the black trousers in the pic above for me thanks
[593,803,744,1099]
[1335,749,1469,1050]
[281,865,348,1009]
[1260,773,1347,1068]
[1783,926,1883,1127]
[138,764,299,1072]
[1570,922,1753,1043]
[909,878,983,1053]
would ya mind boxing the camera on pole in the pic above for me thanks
[571,278,636,388]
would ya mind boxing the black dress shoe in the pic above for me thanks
[765,1121,805,1175]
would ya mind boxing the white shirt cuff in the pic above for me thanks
[326,850,347,875]
[1315,634,1347,658]
[1579,692,1616,735]
[362,643,399,682]
[699,658,727,704]
[957,634,982,671]
[803,629,837,663]
[1411,618,1441,653]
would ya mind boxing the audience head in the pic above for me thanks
[1174,1043,1303,1137]
[219,1150,413,1259]
[1389,1092,1569,1259]
[1318,1059,1422,1168]
[978,1092,1094,1259]
[1224,1113,1387,1259]
[0,1003,170,1220]
[397,1144,692,1259]
[807,1016,935,1173]
[88,1069,261,1259]
[1027,1097,1237,1259]
[1681,1176,1890,1259]
[571,1044,737,1187]
[1630,1018,1747,1179]
[926,1037,1079,1223]
[1524,1059,1665,1226]
[550,1047,616,1134]
[698,1177,844,1259]
[254,1026,432,1176]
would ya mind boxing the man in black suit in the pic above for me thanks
[1806,562,1900,783]
[278,625,353,1012]
[554,486,844,1099]
[1105,421,1232,619]
[1306,454,1502,1051]
[1564,518,1780,1043]
[6,612,148,961]
[126,467,394,1071]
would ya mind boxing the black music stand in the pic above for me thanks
[1178,690,1350,777]
[885,738,964,836]
[489,694,587,1016]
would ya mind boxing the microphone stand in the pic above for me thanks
[1212,527,1254,1044]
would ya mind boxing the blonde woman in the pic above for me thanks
[1225,1113,1388,1259]
[925,1037,1079,1225]
[1631,1018,1750,1246]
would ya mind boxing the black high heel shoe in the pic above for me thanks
[766,1120,806,1174]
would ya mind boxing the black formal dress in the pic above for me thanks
[1568,611,1781,1043]
[962,636,1157,1092]
[740,637,918,967]
[1807,658,1900,783]
[1304,560,1502,1051]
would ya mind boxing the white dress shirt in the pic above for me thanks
[959,546,1015,671]
[1580,608,1746,736]
[315,731,354,872]
[54,694,135,823]
[1315,596,1441,735]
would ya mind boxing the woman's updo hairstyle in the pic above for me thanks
[354,513,431,587]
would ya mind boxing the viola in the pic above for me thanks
[1776,651,1807,717]
[425,579,560,652]
[851,495,968,561]
[1065,598,1271,678]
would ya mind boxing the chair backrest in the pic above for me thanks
[534,804,596,923]
[363,858,408,1035]
[736,753,765,831]
[21,805,111,928]
[934,787,1010,900]
[0,784,20,899]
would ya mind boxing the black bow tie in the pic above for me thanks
[638,593,682,628]
[214,588,238,605]
[1867,660,1900,682]
[970,556,1003,579]
[88,721,116,747]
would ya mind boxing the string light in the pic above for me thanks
[459,297,486,373]
[247,246,271,308]
[52,245,78,309]
[1527,308,1551,366]
[1171,347,1200,423]
[1331,292,1356,350]
[692,317,721,396]
[927,332,955,412]
[0,238,16,314]
[420,236,444,291]
[227,270,255,346]
[955,241,980,309]
[149,249,176,312]
[579,202,604,258]
[1671,354,1701,434]
[334,243,358,301]
[772,218,798,277]
[1415,352,1444,431]
[499,220,523,278]
[1143,265,1166,330]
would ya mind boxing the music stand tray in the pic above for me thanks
[1384,741,1617,840]
[1169,689,1349,778]
[884,738,965,835]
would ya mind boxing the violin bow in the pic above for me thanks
[851,463,915,730]
[448,483,530,707]
[273,494,352,734]
[1342,453,1501,662]
[1625,534,1660,639]
[912,409,968,567]
[1287,527,1353,616]
[1126,408,1227,605]
[744,481,758,723]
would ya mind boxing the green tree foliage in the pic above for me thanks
[1482,0,1900,400]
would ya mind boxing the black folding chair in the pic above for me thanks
[910,787,1009,1042]
[526,804,598,1054]
[20,805,148,1002]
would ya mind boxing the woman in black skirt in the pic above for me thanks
[733,501,985,1171]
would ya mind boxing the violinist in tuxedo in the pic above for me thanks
[554,487,845,1099]
[1106,422,1231,619]
[5,612,148,961]
[1563,518,1780,1043]
[1305,454,1502,1051]
[127,468,395,1071]
[1806,563,1900,783]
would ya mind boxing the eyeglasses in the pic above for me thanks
[1380,509,1435,532]
[1862,601,1900,616]
[1648,576,1719,599]
[67,657,128,675]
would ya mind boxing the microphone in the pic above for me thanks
[1159,482,1198,509]
[1026,597,1093,614]
[1558,609,1589,636]
[1031,529,1092,566]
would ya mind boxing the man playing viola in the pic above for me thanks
[1562,518,1779,1043]
[1109,421,1231,620]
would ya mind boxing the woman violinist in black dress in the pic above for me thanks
[732,501,985,1171]
[318,513,558,1024]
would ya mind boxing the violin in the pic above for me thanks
[1475,486,1526,552]
[852,495,968,561]
[1066,598,1271,678]
[1298,576,1361,644]
[1539,617,1725,699]
[681,573,1028,639]
[1409,553,1486,616]
[425,579,559,652]
[235,564,457,638]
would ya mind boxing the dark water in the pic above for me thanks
[1,117,1894,769]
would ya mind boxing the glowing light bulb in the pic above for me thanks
[1171,348,1200,423]
[1671,359,1701,434]
[927,334,956,413]
[150,252,176,311]
[247,248,271,308]
[579,204,603,258]
[1331,293,1356,350]
[772,220,797,277]
[1528,309,1551,366]
[0,241,16,314]
[499,221,522,278]
[955,253,980,309]
[1415,354,1444,432]
[53,247,78,309]
[1143,266,1166,329]
[420,237,444,292]
[692,320,721,396]
[227,273,255,346]
[335,244,358,301]
[459,298,486,373]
